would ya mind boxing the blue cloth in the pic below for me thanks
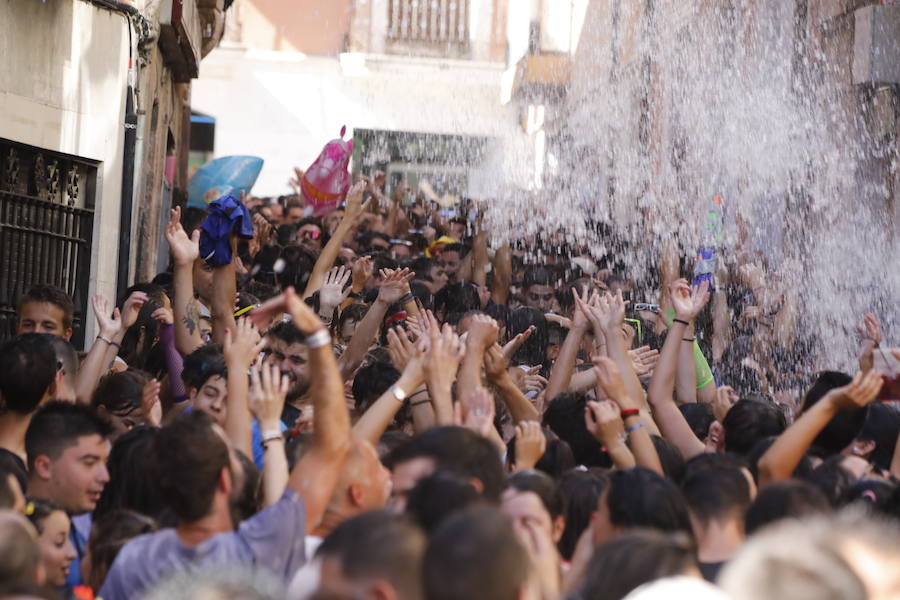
[182,405,284,471]
[251,418,288,470]
[199,195,254,267]
[99,489,307,600]
[66,512,92,589]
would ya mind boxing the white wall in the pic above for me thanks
[0,0,129,342]
[192,47,533,197]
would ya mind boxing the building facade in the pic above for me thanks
[0,0,228,345]
[191,0,584,200]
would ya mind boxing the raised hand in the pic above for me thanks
[350,256,374,294]
[592,356,637,410]
[713,385,739,422]
[223,318,265,369]
[319,266,352,309]
[669,278,710,322]
[386,326,419,373]
[825,369,884,412]
[247,293,287,332]
[249,362,290,428]
[284,287,327,335]
[165,207,200,267]
[120,291,149,330]
[92,294,122,339]
[628,346,659,378]
[377,268,415,305]
[465,314,499,351]
[456,386,496,438]
[344,181,371,222]
[570,286,593,332]
[406,309,440,341]
[151,306,174,326]
[522,366,548,395]
[514,421,547,471]
[483,344,512,384]
[581,290,626,335]
[584,399,626,446]
[141,378,162,428]
[424,323,465,388]
[856,313,882,346]
[502,325,535,360]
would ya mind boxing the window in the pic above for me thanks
[0,139,97,346]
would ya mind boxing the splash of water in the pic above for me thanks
[486,1,898,373]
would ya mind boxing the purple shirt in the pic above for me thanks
[99,489,306,600]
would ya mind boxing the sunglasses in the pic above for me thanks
[300,230,321,240]
[632,303,660,314]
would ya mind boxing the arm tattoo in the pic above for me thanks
[183,300,199,335]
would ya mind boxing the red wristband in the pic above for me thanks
[620,408,640,420]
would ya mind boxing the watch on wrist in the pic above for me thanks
[389,384,408,403]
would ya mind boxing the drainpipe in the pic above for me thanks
[116,53,138,302]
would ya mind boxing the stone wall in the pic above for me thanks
[0,0,130,339]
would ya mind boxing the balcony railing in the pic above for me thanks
[387,0,470,48]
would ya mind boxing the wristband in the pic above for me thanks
[620,408,640,420]
[97,335,120,349]
[409,398,431,407]
[305,329,332,349]
[261,431,284,447]
[626,422,644,435]
[389,384,408,403]
[672,318,690,326]
[399,293,415,305]
[348,291,363,300]
[682,337,696,343]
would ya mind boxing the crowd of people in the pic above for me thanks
[0,171,899,600]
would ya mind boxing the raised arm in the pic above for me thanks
[316,266,352,326]
[456,314,499,411]
[151,307,187,406]
[585,400,636,470]
[856,313,882,374]
[675,319,698,405]
[582,290,653,420]
[646,279,710,459]
[354,328,426,445]
[210,242,237,345]
[75,294,124,404]
[222,318,265,458]
[284,288,352,531]
[544,288,592,401]
[249,363,290,507]
[490,243,512,305]
[593,357,663,475]
[422,321,464,426]
[513,421,547,472]
[484,344,540,423]
[337,268,414,380]
[165,207,204,355]
[470,222,489,288]
[303,181,368,299]
[757,370,882,487]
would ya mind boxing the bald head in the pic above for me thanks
[328,438,391,515]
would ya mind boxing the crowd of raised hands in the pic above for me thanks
[1,176,898,600]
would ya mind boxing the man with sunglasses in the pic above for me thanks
[296,219,324,253]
